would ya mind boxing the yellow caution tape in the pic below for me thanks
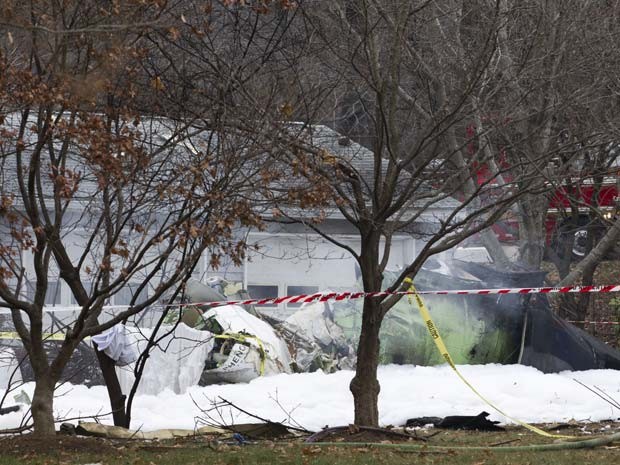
[214,332,267,376]
[0,331,91,342]
[0,331,66,341]
[403,277,574,439]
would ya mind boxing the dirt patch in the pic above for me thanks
[306,425,424,443]
[0,433,121,456]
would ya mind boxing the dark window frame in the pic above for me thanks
[285,285,320,309]
[247,284,279,308]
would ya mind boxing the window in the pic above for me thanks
[247,285,278,307]
[25,280,61,306]
[286,285,319,309]
[45,281,62,306]
[115,282,148,306]
[25,281,35,302]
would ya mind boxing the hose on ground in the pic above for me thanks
[311,431,620,452]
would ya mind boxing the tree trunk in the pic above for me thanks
[349,297,382,426]
[480,229,512,269]
[31,377,56,436]
[558,251,597,327]
[557,217,620,286]
[94,342,128,427]
[518,194,547,269]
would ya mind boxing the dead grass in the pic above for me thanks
[0,421,618,465]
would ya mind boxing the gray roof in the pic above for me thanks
[289,123,458,212]
[0,113,228,208]
[1,113,454,227]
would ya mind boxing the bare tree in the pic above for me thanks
[0,0,301,436]
[271,0,558,426]
[460,1,620,323]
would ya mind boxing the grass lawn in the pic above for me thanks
[0,422,618,465]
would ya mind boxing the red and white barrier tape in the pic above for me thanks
[201,284,620,308]
[12,283,618,314]
[567,320,620,326]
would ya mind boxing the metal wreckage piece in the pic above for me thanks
[171,278,293,385]
[180,278,358,380]
[174,259,620,386]
[3,260,620,391]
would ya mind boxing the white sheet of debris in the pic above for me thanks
[109,305,292,395]
[116,323,214,396]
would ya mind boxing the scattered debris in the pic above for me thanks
[193,395,312,438]
[72,422,225,440]
[0,405,20,415]
[91,325,138,366]
[406,412,504,431]
[404,417,443,428]
[197,305,292,385]
[3,260,620,395]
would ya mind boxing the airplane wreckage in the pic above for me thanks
[2,259,620,395]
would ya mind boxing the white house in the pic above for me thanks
[0,117,456,320]
[195,125,460,317]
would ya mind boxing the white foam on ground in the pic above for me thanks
[1,364,619,432]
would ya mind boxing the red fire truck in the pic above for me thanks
[466,125,620,259]
[545,174,619,258]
